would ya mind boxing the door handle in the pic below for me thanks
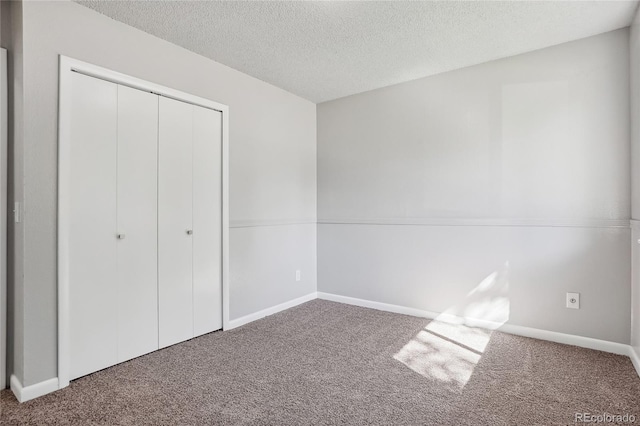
[186,230,193,235]
[117,233,126,240]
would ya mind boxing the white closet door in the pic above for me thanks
[193,107,223,336]
[158,96,194,348]
[116,85,159,362]
[69,72,118,380]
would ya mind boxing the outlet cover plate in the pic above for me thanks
[566,292,580,309]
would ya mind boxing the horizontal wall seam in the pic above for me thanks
[230,219,317,228]
[317,218,631,229]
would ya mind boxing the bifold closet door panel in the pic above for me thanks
[116,85,159,362]
[68,72,118,380]
[193,107,223,336]
[158,96,194,348]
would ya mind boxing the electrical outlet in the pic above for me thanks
[566,292,580,309]
[295,270,301,282]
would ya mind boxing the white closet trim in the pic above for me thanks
[0,49,7,390]
[57,56,230,389]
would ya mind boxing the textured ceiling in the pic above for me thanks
[76,1,639,103]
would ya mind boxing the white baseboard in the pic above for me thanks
[497,323,629,355]
[227,292,318,330]
[629,346,640,378]
[318,291,442,320]
[10,375,59,403]
[317,292,631,357]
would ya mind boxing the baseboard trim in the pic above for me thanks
[227,292,318,330]
[316,292,631,357]
[10,375,59,403]
[629,346,640,378]
[497,323,629,356]
[318,291,442,320]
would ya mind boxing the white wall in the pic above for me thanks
[318,29,631,343]
[3,0,23,389]
[231,224,316,318]
[626,8,639,365]
[12,0,316,387]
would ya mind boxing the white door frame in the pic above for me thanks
[57,56,230,389]
[0,48,8,389]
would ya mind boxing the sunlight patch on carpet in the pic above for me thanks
[394,263,510,388]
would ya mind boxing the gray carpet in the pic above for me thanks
[1,299,639,425]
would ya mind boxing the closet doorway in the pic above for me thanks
[57,57,229,389]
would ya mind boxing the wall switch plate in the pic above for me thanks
[566,292,580,309]
[295,270,301,282]
[13,202,21,223]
